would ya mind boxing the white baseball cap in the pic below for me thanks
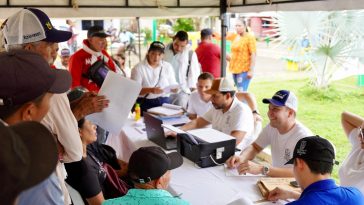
[205,78,237,95]
[1,8,72,46]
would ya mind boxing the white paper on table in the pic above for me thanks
[187,128,235,143]
[87,72,141,135]
[224,164,264,177]
[163,84,180,94]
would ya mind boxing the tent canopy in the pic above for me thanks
[0,0,362,19]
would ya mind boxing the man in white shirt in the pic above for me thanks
[226,90,312,177]
[164,30,200,109]
[187,72,214,120]
[132,41,178,112]
[180,78,254,149]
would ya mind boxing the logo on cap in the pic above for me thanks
[45,22,53,30]
[274,92,287,100]
[296,140,307,156]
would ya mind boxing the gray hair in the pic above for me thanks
[5,41,41,52]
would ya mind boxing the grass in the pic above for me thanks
[249,76,364,181]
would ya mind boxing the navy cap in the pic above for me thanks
[2,8,72,45]
[148,41,165,53]
[262,90,298,112]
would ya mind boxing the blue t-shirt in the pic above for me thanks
[288,179,364,205]
[103,189,190,205]
[17,172,64,205]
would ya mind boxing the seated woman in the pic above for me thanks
[340,111,364,193]
[131,41,178,113]
[65,118,128,205]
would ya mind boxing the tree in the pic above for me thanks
[267,11,364,89]
[173,18,195,32]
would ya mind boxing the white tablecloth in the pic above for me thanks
[106,118,286,205]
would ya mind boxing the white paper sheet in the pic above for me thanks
[87,72,141,135]
[163,84,180,94]
[187,128,235,143]
[224,165,264,177]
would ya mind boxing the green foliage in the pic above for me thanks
[141,28,152,41]
[173,18,195,32]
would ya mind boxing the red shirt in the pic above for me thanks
[195,41,221,78]
[69,40,116,92]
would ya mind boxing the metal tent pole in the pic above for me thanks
[137,16,141,62]
[220,0,227,77]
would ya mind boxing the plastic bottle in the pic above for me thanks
[134,103,141,121]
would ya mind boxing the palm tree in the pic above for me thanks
[267,10,364,89]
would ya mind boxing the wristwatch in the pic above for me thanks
[262,165,270,175]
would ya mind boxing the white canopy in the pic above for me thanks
[0,0,362,19]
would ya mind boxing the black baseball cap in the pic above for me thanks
[0,50,72,107]
[148,41,165,53]
[285,135,339,165]
[87,26,111,38]
[128,146,183,184]
[0,121,58,204]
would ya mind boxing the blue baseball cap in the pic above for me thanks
[262,90,298,112]
[2,8,72,45]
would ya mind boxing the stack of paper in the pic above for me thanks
[147,103,184,116]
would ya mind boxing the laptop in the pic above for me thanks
[144,112,177,150]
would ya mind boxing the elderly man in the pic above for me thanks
[1,8,108,204]
[0,50,71,205]
[164,30,200,109]
[227,90,312,177]
[267,136,364,204]
[60,48,71,70]
[103,146,189,205]
[180,77,254,149]
[69,25,117,92]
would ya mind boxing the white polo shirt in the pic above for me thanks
[131,59,177,99]
[339,128,364,194]
[255,121,312,168]
[187,91,212,117]
[202,97,254,148]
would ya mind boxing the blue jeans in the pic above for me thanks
[233,72,251,91]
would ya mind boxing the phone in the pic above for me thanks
[290,180,299,188]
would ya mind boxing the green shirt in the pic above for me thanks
[103,189,190,205]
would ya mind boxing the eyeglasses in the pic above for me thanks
[359,127,364,141]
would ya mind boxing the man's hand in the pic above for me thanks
[253,113,263,122]
[226,155,245,169]
[236,160,263,175]
[267,187,300,202]
[165,130,177,138]
[71,92,109,120]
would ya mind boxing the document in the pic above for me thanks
[224,165,264,177]
[87,72,141,135]
[147,103,184,116]
[187,128,235,143]
[163,84,180,94]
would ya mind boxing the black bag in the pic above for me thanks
[177,133,236,168]
[85,60,111,87]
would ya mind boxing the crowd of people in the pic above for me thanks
[0,7,363,205]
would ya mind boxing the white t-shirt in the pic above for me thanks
[255,122,312,168]
[202,97,254,149]
[187,91,212,117]
[339,128,364,193]
[164,43,200,93]
[131,59,177,99]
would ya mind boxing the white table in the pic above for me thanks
[106,118,285,205]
